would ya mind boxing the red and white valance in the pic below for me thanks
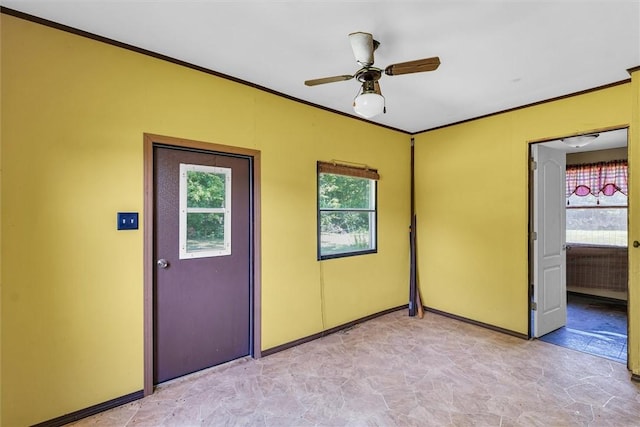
[566,160,627,198]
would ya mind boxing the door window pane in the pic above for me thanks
[186,212,226,252]
[187,171,226,209]
[180,164,231,258]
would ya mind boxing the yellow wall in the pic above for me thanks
[413,84,633,335]
[0,15,410,426]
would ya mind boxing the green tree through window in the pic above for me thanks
[187,171,226,247]
[187,171,225,208]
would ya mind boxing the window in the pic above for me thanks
[566,160,627,247]
[317,161,378,259]
[179,164,231,258]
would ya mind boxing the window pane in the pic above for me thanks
[320,211,374,255]
[566,208,627,246]
[567,192,627,207]
[187,171,226,208]
[319,173,372,209]
[186,213,226,252]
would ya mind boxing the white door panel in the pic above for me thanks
[543,267,562,311]
[533,144,567,337]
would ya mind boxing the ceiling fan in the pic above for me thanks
[304,32,440,119]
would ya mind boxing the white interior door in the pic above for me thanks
[532,144,567,337]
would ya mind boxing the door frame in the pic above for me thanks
[527,124,630,340]
[143,133,261,395]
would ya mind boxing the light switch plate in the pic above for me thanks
[117,212,138,230]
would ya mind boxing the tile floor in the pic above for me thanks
[70,310,640,426]
[540,293,628,363]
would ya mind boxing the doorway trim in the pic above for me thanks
[527,124,630,340]
[143,133,261,396]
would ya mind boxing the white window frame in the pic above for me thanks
[179,163,232,259]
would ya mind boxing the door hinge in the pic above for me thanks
[530,301,538,311]
[530,160,537,171]
[530,231,537,241]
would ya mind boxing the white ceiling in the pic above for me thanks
[2,1,639,134]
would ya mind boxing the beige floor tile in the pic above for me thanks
[69,310,640,427]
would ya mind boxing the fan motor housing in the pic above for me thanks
[355,68,382,82]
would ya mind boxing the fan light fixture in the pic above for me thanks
[561,133,599,148]
[305,32,441,119]
[353,81,385,118]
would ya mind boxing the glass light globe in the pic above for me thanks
[353,93,385,118]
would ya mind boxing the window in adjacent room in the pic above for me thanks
[317,161,378,259]
[566,160,627,247]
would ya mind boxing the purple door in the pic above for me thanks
[154,146,251,384]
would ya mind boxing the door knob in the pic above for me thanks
[157,258,169,269]
[634,241,640,248]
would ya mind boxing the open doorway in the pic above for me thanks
[530,128,628,363]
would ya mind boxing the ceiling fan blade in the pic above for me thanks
[304,75,353,86]
[349,32,375,66]
[385,56,441,76]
